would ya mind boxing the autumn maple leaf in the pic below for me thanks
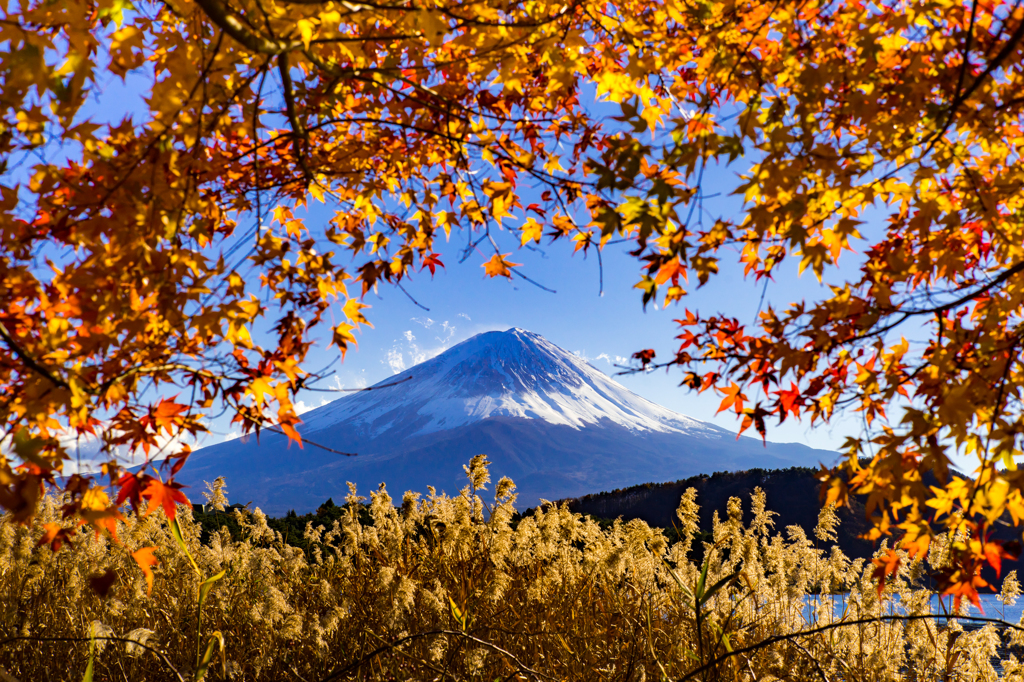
[738,405,770,443]
[37,523,75,552]
[78,486,126,541]
[871,548,901,598]
[482,253,520,279]
[278,420,304,448]
[132,547,159,596]
[115,472,143,513]
[421,253,444,275]
[632,349,656,368]
[151,398,188,433]
[716,383,747,415]
[141,479,190,519]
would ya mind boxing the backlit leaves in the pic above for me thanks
[483,254,521,279]
[131,547,159,596]
[591,0,1024,605]
[141,480,190,520]
[0,0,666,542]
[3,0,1024,610]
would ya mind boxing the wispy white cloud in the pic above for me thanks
[573,350,609,365]
[386,347,407,374]
[458,313,471,321]
[293,397,331,415]
[386,318,461,373]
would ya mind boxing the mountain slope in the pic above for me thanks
[182,329,836,514]
[300,328,719,437]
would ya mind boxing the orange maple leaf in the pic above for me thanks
[716,383,747,415]
[79,507,126,542]
[37,522,75,552]
[738,405,769,443]
[152,398,188,433]
[871,548,901,597]
[141,479,190,519]
[132,546,159,596]
[482,253,520,279]
[279,420,304,448]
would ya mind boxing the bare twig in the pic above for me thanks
[681,613,1024,681]
[0,636,185,682]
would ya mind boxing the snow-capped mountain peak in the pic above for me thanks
[186,327,832,514]
[300,328,719,438]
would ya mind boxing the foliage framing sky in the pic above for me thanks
[262,190,857,459]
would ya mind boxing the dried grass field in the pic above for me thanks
[1,457,1022,681]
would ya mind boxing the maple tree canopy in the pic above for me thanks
[2,0,1024,604]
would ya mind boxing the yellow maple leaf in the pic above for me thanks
[520,219,544,245]
[483,253,520,279]
[342,298,371,326]
[249,377,272,408]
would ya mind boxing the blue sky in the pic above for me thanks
[223,186,862,460]
[31,54,864,463]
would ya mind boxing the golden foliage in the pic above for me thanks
[4,0,1024,608]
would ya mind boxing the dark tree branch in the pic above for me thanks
[193,0,300,54]
[0,321,70,390]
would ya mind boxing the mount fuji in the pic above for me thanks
[182,328,836,514]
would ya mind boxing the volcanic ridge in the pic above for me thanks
[183,328,835,514]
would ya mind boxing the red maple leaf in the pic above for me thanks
[115,472,143,513]
[421,253,444,276]
[871,548,901,597]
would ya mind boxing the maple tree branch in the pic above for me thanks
[921,9,1024,158]
[263,425,358,456]
[789,261,1024,350]
[277,52,314,185]
[192,0,300,54]
[277,0,576,30]
[0,321,70,390]
[954,0,981,102]
[102,363,222,391]
[395,281,430,311]
[900,260,1024,316]
[301,374,412,392]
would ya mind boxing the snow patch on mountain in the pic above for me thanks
[301,328,721,438]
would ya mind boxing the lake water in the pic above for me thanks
[802,593,1024,626]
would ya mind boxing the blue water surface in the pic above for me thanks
[801,593,1024,626]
